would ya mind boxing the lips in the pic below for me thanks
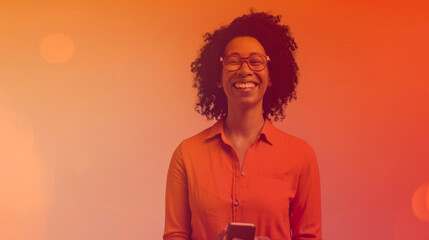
[233,81,259,89]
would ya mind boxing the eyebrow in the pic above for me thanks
[226,52,264,56]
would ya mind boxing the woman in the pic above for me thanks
[164,11,322,240]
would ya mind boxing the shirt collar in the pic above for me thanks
[206,118,274,145]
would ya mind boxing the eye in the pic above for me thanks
[249,57,264,65]
[225,56,241,65]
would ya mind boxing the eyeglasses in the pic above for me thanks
[220,54,270,72]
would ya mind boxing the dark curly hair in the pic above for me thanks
[191,10,299,121]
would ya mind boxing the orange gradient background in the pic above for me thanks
[1,0,428,239]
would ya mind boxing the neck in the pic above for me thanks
[224,103,265,139]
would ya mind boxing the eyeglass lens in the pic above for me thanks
[223,55,267,71]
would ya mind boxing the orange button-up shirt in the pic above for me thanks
[164,119,322,240]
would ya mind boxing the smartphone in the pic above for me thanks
[225,222,256,240]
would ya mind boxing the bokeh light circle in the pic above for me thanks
[412,183,429,221]
[39,33,75,64]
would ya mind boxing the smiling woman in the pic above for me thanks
[191,11,299,122]
[164,11,322,240]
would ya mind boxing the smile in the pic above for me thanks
[233,82,258,89]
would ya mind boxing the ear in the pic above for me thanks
[217,77,223,88]
[268,78,272,87]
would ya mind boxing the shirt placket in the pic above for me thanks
[230,141,255,222]
[231,146,240,221]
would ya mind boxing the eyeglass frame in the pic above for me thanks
[220,54,271,72]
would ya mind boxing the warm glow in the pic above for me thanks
[39,33,75,64]
[1,1,428,239]
[412,184,429,222]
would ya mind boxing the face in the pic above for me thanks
[220,36,271,110]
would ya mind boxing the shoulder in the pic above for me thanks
[170,123,219,170]
[267,123,318,171]
[180,126,212,148]
[174,122,219,156]
[170,126,212,165]
[268,123,314,152]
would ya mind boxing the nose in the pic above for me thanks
[236,59,253,76]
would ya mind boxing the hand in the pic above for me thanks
[218,236,270,240]
[215,226,227,240]
[215,225,270,240]
[227,236,270,240]
[230,237,270,240]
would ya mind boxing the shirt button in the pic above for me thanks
[234,200,239,206]
[241,171,246,176]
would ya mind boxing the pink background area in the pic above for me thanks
[1,0,428,239]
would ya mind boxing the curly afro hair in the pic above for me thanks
[191,10,299,121]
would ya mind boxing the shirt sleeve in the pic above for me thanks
[290,143,322,240]
[163,143,192,240]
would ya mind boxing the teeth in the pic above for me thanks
[234,82,256,89]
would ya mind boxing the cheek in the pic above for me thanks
[255,72,269,85]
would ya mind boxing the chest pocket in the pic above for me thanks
[256,169,297,201]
